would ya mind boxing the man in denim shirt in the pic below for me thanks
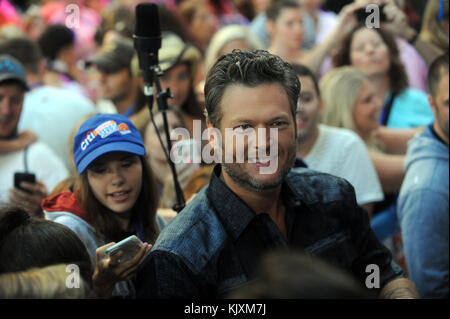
[136,50,418,298]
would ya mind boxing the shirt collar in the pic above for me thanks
[206,164,256,241]
[206,164,304,241]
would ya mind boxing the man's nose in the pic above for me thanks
[0,99,13,115]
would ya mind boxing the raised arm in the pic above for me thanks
[369,150,405,193]
[375,126,424,155]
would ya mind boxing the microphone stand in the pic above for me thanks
[144,65,186,213]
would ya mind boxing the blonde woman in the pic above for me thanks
[319,66,412,243]
[320,66,405,194]
[204,24,263,73]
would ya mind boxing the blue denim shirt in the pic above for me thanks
[135,164,404,298]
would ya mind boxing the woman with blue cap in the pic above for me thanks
[43,113,166,298]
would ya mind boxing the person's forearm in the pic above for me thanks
[0,139,24,152]
[379,278,420,299]
[370,151,405,193]
[299,29,338,76]
[375,126,424,155]
[413,38,445,67]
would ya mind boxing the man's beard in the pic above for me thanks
[296,118,318,146]
[221,143,297,193]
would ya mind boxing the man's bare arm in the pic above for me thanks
[379,278,420,299]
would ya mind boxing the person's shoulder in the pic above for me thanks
[398,87,428,102]
[287,167,355,204]
[319,125,361,142]
[317,125,366,151]
[151,188,227,271]
[45,210,90,230]
[28,85,95,109]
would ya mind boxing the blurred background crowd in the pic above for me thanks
[0,0,448,299]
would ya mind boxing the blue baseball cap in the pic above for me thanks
[73,113,146,174]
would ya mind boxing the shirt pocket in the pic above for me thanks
[304,231,357,273]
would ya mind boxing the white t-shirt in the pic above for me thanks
[303,125,384,206]
[0,142,69,206]
[18,86,97,170]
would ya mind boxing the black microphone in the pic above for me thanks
[133,3,162,88]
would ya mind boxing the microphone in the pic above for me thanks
[133,3,162,89]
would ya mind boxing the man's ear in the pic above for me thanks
[428,94,437,118]
[266,20,275,36]
[318,98,324,113]
[206,120,216,146]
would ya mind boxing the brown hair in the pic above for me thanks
[0,207,92,286]
[75,156,160,243]
[428,53,449,98]
[205,49,300,128]
[332,24,408,96]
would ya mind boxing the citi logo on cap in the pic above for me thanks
[81,120,131,151]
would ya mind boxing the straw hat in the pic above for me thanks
[132,32,201,80]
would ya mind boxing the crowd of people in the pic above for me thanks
[0,0,448,299]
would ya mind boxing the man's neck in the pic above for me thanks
[220,167,285,225]
[269,44,300,64]
[113,90,136,115]
[297,125,320,158]
[433,123,449,146]
[26,73,44,88]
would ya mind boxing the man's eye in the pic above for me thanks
[272,121,287,127]
[300,95,312,103]
[234,124,252,132]
[177,73,188,82]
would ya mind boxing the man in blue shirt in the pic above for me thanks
[135,50,418,299]
[398,53,449,298]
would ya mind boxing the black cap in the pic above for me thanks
[86,39,134,74]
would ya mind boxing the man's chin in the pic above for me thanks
[223,164,284,193]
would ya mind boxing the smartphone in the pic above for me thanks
[14,172,36,194]
[104,235,144,262]
[355,3,387,23]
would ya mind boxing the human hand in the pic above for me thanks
[334,2,368,42]
[0,131,37,153]
[92,241,152,298]
[381,1,417,41]
[17,131,38,149]
[9,180,47,218]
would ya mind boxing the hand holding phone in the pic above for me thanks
[93,237,152,298]
[14,172,36,194]
[104,235,144,263]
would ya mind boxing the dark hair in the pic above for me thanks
[228,249,375,299]
[95,5,134,45]
[38,24,75,61]
[204,49,300,127]
[0,79,27,92]
[427,53,449,98]
[266,0,300,22]
[0,207,92,286]
[332,24,408,95]
[0,37,42,74]
[76,156,160,244]
[291,63,320,97]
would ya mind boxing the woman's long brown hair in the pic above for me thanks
[75,156,160,243]
[332,23,409,96]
